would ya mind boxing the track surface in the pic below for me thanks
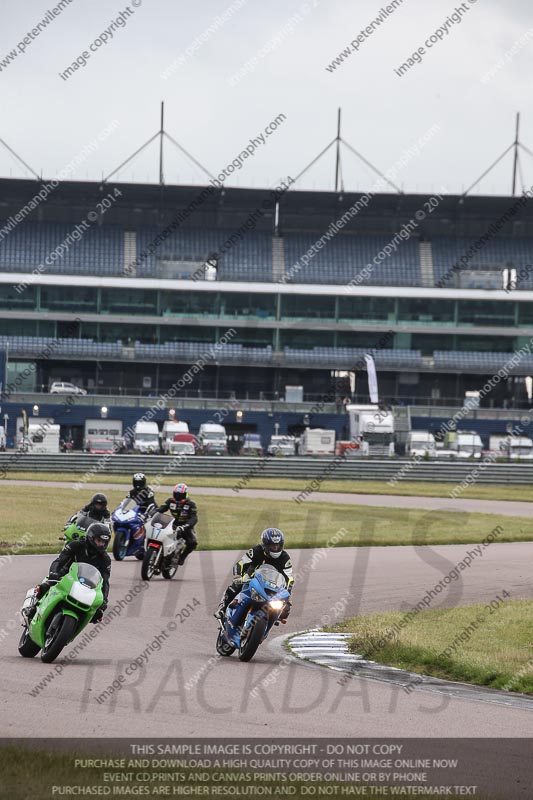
[2,543,532,740]
[4,478,533,516]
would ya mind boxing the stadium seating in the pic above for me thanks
[0,336,122,358]
[282,233,422,286]
[432,236,533,288]
[136,227,272,281]
[433,350,533,373]
[283,347,423,369]
[0,223,123,275]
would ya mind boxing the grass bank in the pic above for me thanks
[329,599,533,694]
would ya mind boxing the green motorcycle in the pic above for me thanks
[19,563,104,663]
[61,513,98,544]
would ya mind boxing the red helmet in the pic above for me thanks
[173,482,188,503]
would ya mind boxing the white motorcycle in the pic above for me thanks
[141,511,186,581]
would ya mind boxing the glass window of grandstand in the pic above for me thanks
[231,329,273,347]
[0,282,37,310]
[456,335,513,353]
[411,334,454,355]
[457,300,515,326]
[161,291,220,317]
[99,323,155,344]
[160,325,217,343]
[337,331,392,348]
[397,298,454,324]
[281,295,336,320]
[338,296,395,322]
[100,288,157,315]
[223,293,276,319]
[517,303,533,326]
[0,319,38,336]
[281,330,335,349]
[40,286,97,313]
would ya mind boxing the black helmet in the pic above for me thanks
[132,473,147,490]
[91,493,107,510]
[86,522,111,553]
[261,528,284,559]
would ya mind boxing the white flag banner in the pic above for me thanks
[364,354,379,404]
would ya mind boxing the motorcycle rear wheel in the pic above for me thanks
[239,615,268,662]
[41,613,77,663]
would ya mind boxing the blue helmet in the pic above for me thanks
[261,528,284,559]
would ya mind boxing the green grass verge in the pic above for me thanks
[3,470,533,503]
[1,486,532,555]
[329,599,533,694]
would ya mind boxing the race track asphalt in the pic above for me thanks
[2,542,532,740]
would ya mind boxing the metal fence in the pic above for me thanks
[1,453,533,484]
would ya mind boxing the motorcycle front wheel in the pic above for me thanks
[18,626,40,658]
[162,556,178,580]
[113,531,128,561]
[41,613,77,663]
[239,615,268,662]
[141,548,159,581]
[216,629,236,657]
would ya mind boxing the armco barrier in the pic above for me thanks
[1,454,533,484]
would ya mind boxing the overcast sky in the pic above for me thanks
[0,0,532,196]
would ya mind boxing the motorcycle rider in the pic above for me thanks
[28,523,112,623]
[156,483,197,566]
[80,493,110,522]
[128,473,156,515]
[214,528,293,622]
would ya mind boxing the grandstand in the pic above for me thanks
[0,177,532,422]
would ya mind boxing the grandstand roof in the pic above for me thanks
[2,178,533,236]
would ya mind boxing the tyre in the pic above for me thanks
[113,531,128,561]
[162,557,178,580]
[141,548,159,581]
[216,629,236,657]
[18,627,41,658]
[239,614,268,662]
[41,613,77,664]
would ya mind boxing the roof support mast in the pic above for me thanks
[512,111,520,196]
[159,101,165,186]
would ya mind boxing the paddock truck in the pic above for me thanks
[216,564,291,662]
[18,563,104,663]
[141,510,186,581]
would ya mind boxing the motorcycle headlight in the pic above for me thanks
[269,599,284,611]
[251,588,264,601]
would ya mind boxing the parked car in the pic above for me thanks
[168,433,197,456]
[267,435,296,456]
[50,381,87,396]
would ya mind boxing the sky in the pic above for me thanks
[0,0,532,196]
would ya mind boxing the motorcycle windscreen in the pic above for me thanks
[121,498,138,513]
[76,513,99,530]
[75,563,102,588]
[254,565,286,593]
[150,512,173,526]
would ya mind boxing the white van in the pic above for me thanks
[161,420,190,454]
[133,420,160,454]
[406,431,437,458]
[198,423,227,455]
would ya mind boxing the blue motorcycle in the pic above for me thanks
[111,498,149,561]
[216,564,291,662]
